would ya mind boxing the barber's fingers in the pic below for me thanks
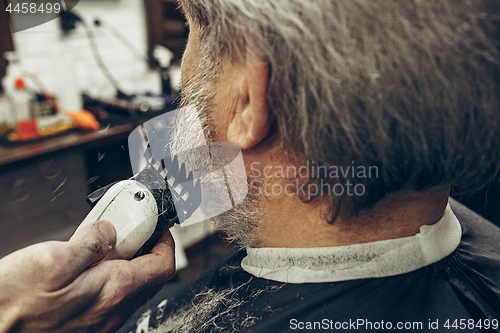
[108,231,176,295]
[40,221,118,297]
[131,231,176,288]
[67,220,117,274]
[61,230,174,308]
[52,231,175,330]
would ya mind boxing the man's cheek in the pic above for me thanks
[181,50,196,86]
[181,27,202,85]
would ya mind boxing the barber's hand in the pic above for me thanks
[0,220,175,333]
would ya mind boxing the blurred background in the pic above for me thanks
[0,0,498,282]
[0,0,234,281]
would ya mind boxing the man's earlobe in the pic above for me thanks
[227,56,270,150]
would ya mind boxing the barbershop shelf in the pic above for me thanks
[0,124,134,172]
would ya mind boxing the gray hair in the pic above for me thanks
[180,0,500,217]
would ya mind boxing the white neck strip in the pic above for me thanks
[241,203,462,283]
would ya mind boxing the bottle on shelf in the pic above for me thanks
[10,77,38,140]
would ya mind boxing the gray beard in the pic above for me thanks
[145,280,284,333]
[149,284,259,333]
[171,56,263,248]
[208,183,262,247]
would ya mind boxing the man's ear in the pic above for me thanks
[227,55,270,150]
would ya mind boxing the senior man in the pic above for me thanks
[1,0,499,332]
[116,0,500,332]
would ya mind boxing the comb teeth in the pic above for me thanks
[151,151,202,224]
[166,155,179,181]
[178,171,194,197]
[173,163,186,187]
[138,132,204,227]
[161,146,173,171]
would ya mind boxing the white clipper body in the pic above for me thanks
[75,180,158,260]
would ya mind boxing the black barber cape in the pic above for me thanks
[118,200,500,333]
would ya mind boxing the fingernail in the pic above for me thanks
[97,221,117,247]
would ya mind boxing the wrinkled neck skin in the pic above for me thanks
[242,146,451,249]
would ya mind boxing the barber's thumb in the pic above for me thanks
[69,220,117,269]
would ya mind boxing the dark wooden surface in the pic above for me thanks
[0,124,133,171]
[0,149,89,257]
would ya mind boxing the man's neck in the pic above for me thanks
[251,186,451,248]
